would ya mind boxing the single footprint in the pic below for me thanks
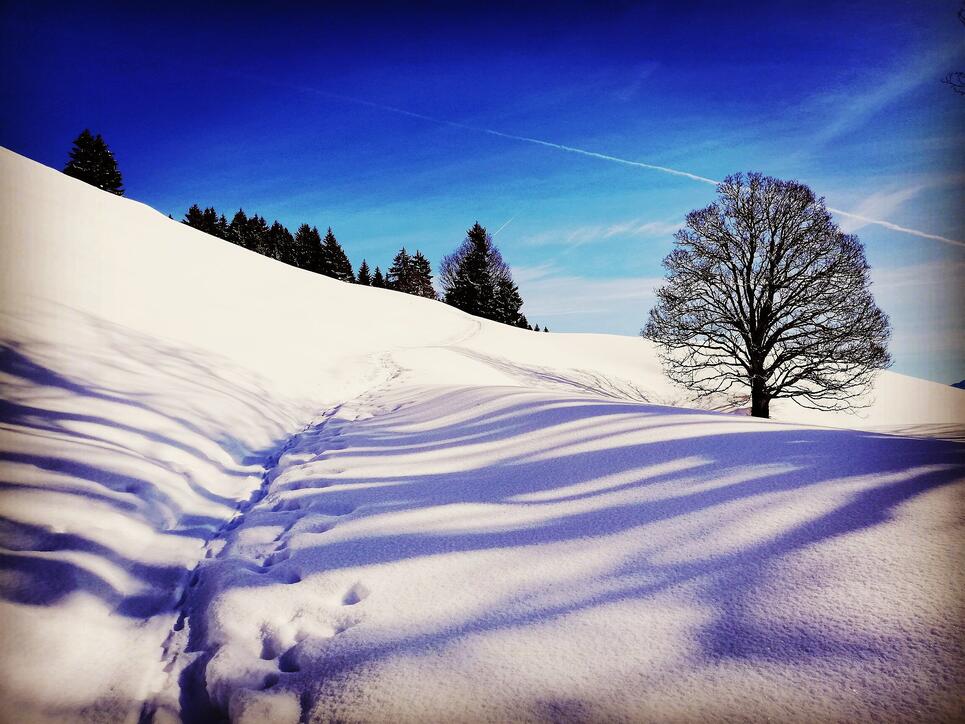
[301,519,337,535]
[271,499,302,514]
[341,582,369,606]
[263,549,291,568]
[278,646,301,673]
[260,673,280,690]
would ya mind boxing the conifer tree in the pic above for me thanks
[411,251,437,299]
[442,223,495,318]
[320,228,355,282]
[228,210,253,250]
[294,224,323,272]
[63,129,124,195]
[183,204,205,230]
[267,221,296,265]
[543,326,549,332]
[441,222,525,325]
[248,215,270,257]
[372,266,386,288]
[387,247,412,291]
[183,205,227,239]
[495,276,527,328]
[356,259,372,285]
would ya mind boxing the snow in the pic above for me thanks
[0,146,963,722]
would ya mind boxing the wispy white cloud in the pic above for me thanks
[807,43,964,149]
[613,62,660,101]
[519,218,682,248]
[515,263,663,317]
[870,259,965,365]
[870,258,965,292]
[836,186,924,234]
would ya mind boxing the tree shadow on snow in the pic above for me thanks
[0,303,300,618]
[198,382,964,717]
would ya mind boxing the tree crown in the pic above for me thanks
[644,172,891,415]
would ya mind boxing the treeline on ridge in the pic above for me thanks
[181,204,547,331]
[57,127,547,332]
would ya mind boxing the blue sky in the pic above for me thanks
[2,1,963,382]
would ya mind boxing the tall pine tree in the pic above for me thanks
[63,129,124,195]
[387,247,412,291]
[228,210,254,250]
[183,205,228,239]
[294,224,323,272]
[442,223,494,317]
[411,251,437,299]
[248,215,271,257]
[267,221,296,265]
[372,266,386,288]
[441,222,525,325]
[356,259,372,285]
[320,228,355,282]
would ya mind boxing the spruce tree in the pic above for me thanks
[248,215,270,257]
[372,266,386,288]
[443,223,494,317]
[294,224,323,272]
[441,222,525,325]
[411,251,437,299]
[494,276,527,328]
[183,204,205,230]
[320,228,355,282]
[184,206,229,239]
[543,326,549,332]
[228,210,253,250]
[267,221,296,265]
[387,247,413,291]
[63,129,124,195]
[356,259,372,285]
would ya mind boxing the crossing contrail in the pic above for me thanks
[296,86,963,248]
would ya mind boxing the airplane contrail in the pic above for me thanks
[825,208,963,247]
[294,86,964,248]
[492,212,519,237]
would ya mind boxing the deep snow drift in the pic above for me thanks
[0,147,963,723]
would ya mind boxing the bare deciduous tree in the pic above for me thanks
[644,172,892,418]
[943,3,965,95]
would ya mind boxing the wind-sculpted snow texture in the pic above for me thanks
[1,147,964,722]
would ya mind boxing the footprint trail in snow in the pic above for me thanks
[141,355,402,723]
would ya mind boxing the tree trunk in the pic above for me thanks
[750,375,770,418]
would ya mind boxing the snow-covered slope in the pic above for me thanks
[1,147,962,723]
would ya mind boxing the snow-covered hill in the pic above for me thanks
[1,147,962,723]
